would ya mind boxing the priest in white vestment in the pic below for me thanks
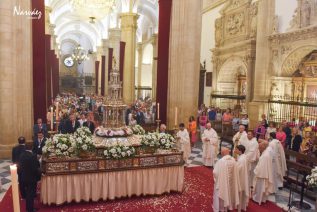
[202,123,218,167]
[236,145,250,211]
[213,148,240,211]
[244,131,259,187]
[232,125,248,149]
[176,123,191,165]
[253,140,274,205]
[269,132,287,190]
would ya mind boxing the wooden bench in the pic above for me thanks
[284,149,317,205]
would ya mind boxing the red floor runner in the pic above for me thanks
[0,166,283,212]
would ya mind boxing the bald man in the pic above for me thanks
[159,124,167,133]
[201,123,218,167]
[213,147,240,211]
[252,140,274,205]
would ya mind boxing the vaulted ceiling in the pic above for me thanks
[45,0,158,55]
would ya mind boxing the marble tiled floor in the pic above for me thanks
[0,142,316,211]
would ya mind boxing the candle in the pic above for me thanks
[10,165,20,212]
[56,102,59,121]
[50,107,54,130]
[157,103,160,120]
[175,107,178,126]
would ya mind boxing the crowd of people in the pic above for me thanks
[172,103,317,211]
[125,98,156,126]
[8,95,317,211]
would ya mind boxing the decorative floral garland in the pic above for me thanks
[141,132,175,150]
[103,144,136,159]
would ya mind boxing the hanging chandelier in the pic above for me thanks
[70,0,116,20]
[71,45,89,65]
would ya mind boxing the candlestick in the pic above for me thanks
[157,103,160,120]
[174,107,178,126]
[50,107,54,131]
[10,165,20,212]
[50,67,53,99]
[56,102,59,121]
[156,119,161,133]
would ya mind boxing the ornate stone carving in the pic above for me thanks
[215,18,223,47]
[281,45,292,55]
[272,16,279,34]
[282,46,316,77]
[288,0,316,31]
[249,2,258,38]
[225,12,245,36]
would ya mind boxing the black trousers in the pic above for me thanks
[20,181,37,212]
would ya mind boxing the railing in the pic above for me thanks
[268,95,317,125]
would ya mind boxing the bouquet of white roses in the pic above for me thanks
[306,166,317,188]
[42,134,76,157]
[103,144,136,159]
[130,125,146,135]
[157,133,175,149]
[141,132,160,147]
[73,127,95,152]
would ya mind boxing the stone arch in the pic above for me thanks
[281,45,317,77]
[217,56,247,94]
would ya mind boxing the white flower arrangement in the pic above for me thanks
[306,166,317,188]
[158,133,175,149]
[140,132,175,150]
[73,127,95,152]
[42,134,76,157]
[129,125,145,135]
[103,144,136,159]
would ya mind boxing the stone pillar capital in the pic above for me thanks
[120,13,139,30]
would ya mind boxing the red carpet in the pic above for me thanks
[0,166,283,212]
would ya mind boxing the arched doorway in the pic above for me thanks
[213,56,247,111]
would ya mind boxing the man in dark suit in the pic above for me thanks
[136,109,145,125]
[12,137,26,164]
[65,114,80,133]
[12,137,27,199]
[83,115,95,134]
[19,150,41,212]
[33,118,48,138]
[32,131,46,157]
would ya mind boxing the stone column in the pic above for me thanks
[108,28,121,65]
[137,42,143,98]
[101,39,109,95]
[248,0,275,128]
[0,0,33,158]
[120,13,139,104]
[96,46,103,95]
[167,0,202,128]
[151,34,158,100]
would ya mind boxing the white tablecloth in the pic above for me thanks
[41,165,184,205]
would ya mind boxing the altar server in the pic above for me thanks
[201,123,218,167]
[213,147,240,211]
[176,123,191,165]
[236,145,250,211]
[253,140,274,205]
